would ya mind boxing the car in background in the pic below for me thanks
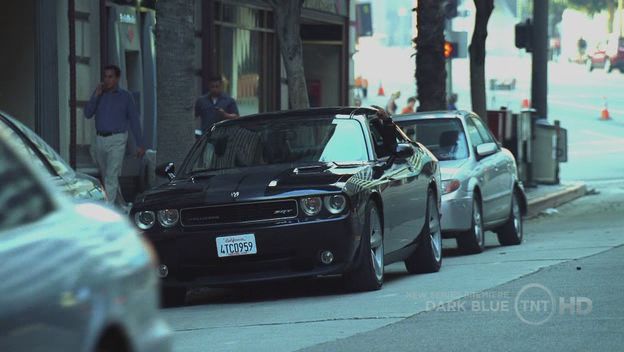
[396,111,526,254]
[586,37,624,73]
[0,127,171,352]
[132,107,442,305]
[0,110,106,201]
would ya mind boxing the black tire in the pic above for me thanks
[456,197,485,254]
[496,191,523,246]
[161,286,187,308]
[404,189,442,274]
[344,201,384,292]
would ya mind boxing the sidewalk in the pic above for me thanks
[525,182,587,218]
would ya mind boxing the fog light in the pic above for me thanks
[320,251,334,264]
[158,264,169,278]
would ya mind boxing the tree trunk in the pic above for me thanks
[155,0,197,167]
[415,0,446,112]
[266,0,309,109]
[469,0,494,120]
[607,0,615,33]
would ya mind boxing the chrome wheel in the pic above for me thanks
[473,202,484,247]
[369,207,384,282]
[429,194,442,263]
[512,195,522,240]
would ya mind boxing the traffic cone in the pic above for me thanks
[521,98,530,109]
[600,98,611,120]
[377,83,385,97]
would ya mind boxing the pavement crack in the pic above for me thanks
[174,316,407,333]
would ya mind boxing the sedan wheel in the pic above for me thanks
[457,197,485,254]
[405,189,442,274]
[496,192,523,246]
[345,201,384,291]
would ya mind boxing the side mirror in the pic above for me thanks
[156,162,176,181]
[395,143,415,159]
[476,142,498,158]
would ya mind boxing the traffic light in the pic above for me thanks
[444,0,459,19]
[444,41,457,59]
[515,19,533,52]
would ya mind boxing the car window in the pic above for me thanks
[10,119,73,177]
[182,117,369,175]
[398,118,469,161]
[0,138,55,232]
[369,120,401,159]
[0,120,53,176]
[465,117,484,148]
[470,116,496,144]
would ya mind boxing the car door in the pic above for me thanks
[464,116,499,223]
[470,115,513,221]
[368,120,424,254]
[0,138,85,352]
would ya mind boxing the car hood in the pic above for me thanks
[135,163,370,208]
[439,159,469,180]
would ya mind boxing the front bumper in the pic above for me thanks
[145,215,360,288]
[441,193,473,234]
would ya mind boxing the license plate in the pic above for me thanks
[216,234,257,258]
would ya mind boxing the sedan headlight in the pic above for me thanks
[442,179,461,195]
[300,197,323,216]
[324,195,347,214]
[157,209,180,228]
[134,211,156,230]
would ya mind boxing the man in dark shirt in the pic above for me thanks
[194,76,239,133]
[84,65,145,206]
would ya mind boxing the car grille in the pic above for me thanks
[180,200,299,227]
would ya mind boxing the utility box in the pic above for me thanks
[532,119,567,184]
[486,108,534,185]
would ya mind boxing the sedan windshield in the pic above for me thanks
[182,117,369,175]
[398,118,469,161]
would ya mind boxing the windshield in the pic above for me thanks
[181,117,369,175]
[398,118,469,161]
[6,116,73,177]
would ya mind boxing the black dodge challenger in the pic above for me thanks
[131,107,442,305]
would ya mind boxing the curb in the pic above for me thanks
[526,183,587,219]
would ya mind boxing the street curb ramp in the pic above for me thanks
[526,183,587,218]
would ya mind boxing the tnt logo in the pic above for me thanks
[514,283,593,325]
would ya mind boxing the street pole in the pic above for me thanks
[619,0,623,37]
[532,0,548,119]
[445,19,453,107]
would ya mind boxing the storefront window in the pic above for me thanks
[215,3,275,115]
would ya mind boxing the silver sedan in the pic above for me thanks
[395,111,526,253]
[0,129,171,351]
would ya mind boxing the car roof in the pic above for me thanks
[392,110,469,122]
[217,106,381,127]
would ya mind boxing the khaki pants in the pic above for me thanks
[94,132,127,205]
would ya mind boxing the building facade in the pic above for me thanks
[0,0,353,200]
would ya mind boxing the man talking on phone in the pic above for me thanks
[84,64,145,206]
[194,75,239,135]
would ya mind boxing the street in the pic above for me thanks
[361,58,624,182]
[163,178,624,352]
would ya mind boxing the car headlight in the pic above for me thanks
[157,209,179,228]
[442,179,461,195]
[324,195,347,214]
[135,211,156,230]
[300,196,323,216]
